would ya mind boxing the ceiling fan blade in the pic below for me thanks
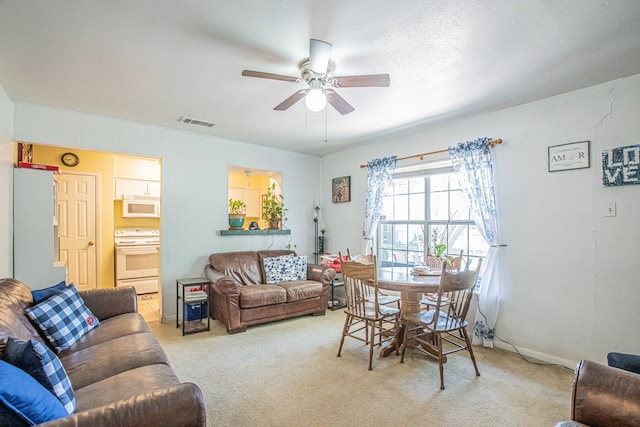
[309,39,332,74]
[242,70,299,83]
[331,74,391,87]
[325,89,355,115]
[274,90,307,111]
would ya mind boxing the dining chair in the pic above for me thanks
[400,258,483,389]
[420,249,464,309]
[337,253,400,370]
[345,249,400,309]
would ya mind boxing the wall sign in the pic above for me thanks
[602,144,640,186]
[548,141,590,172]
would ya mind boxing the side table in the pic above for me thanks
[329,272,345,310]
[176,277,211,335]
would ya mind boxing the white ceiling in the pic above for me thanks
[0,1,639,157]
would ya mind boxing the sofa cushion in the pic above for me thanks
[60,331,170,390]
[277,281,323,302]
[209,251,263,285]
[4,338,76,414]
[74,364,180,412]
[0,360,68,426]
[263,255,304,284]
[25,285,100,353]
[31,281,67,304]
[239,285,286,309]
[58,313,150,356]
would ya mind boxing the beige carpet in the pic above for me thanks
[150,309,574,427]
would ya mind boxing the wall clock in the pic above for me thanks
[61,152,79,167]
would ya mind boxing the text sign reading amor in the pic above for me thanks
[548,141,590,172]
[602,144,640,186]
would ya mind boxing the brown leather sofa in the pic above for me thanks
[554,359,640,427]
[205,250,336,334]
[0,278,206,427]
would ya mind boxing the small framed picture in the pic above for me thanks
[332,176,351,203]
[548,141,590,172]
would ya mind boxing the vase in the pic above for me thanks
[228,214,245,230]
[267,218,281,230]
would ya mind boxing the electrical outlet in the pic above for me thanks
[605,202,616,217]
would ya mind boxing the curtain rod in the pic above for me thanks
[359,138,503,168]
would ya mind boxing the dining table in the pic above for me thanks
[376,266,442,358]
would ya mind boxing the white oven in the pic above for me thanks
[114,228,160,294]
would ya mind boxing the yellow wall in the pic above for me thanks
[31,144,160,288]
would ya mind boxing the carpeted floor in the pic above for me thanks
[150,309,574,427]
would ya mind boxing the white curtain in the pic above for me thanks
[448,138,502,347]
[362,156,396,254]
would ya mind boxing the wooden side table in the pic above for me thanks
[176,277,210,335]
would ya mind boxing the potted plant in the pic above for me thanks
[262,183,287,230]
[228,198,247,230]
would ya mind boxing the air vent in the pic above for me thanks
[178,115,216,127]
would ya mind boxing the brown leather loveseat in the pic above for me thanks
[0,278,206,426]
[205,250,336,334]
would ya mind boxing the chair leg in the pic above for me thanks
[368,320,375,370]
[462,327,481,377]
[435,333,445,390]
[337,314,351,357]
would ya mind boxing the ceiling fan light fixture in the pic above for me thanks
[305,87,326,112]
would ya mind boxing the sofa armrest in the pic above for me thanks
[204,265,242,295]
[204,264,244,333]
[306,264,336,286]
[79,287,137,320]
[569,360,640,426]
[38,383,206,427]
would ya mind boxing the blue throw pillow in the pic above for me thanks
[0,360,68,426]
[31,281,67,304]
[4,338,76,414]
[25,285,100,353]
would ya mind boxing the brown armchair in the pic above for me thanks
[554,359,640,427]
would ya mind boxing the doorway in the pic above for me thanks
[56,172,98,291]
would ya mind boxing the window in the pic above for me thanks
[376,166,489,270]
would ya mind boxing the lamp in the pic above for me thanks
[244,170,252,188]
[305,80,326,112]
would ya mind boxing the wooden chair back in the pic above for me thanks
[338,252,379,318]
[424,258,482,331]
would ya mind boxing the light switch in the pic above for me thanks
[605,202,616,217]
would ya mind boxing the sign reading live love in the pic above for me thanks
[602,144,640,187]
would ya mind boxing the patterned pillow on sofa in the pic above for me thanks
[25,285,100,353]
[264,255,307,284]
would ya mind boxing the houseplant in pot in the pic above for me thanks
[262,183,287,230]
[228,198,247,230]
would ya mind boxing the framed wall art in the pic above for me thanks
[548,141,590,172]
[332,176,351,203]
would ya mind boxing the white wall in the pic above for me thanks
[321,74,640,367]
[0,84,13,277]
[11,104,322,320]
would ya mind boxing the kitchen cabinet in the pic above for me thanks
[114,178,160,199]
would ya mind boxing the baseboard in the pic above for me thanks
[492,340,577,370]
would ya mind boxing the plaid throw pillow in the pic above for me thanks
[4,338,76,414]
[25,285,100,353]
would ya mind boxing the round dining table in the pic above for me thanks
[376,266,442,357]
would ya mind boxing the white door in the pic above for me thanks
[57,173,97,291]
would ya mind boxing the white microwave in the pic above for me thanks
[122,195,160,218]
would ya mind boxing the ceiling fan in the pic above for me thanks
[241,39,390,115]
